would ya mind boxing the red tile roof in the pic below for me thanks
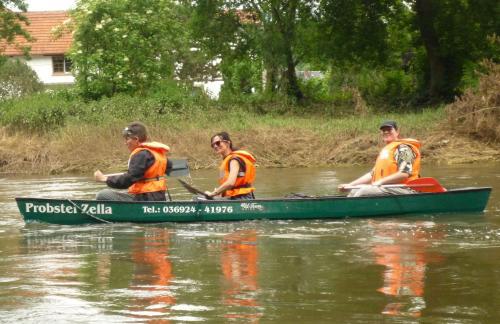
[1,11,72,56]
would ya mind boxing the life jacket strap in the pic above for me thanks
[233,183,253,189]
[141,175,167,182]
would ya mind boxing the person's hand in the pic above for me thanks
[338,184,349,192]
[94,170,107,182]
[205,188,219,197]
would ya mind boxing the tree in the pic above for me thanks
[190,1,260,96]
[192,0,312,101]
[0,0,32,56]
[316,0,499,103]
[69,0,189,99]
[316,0,404,67]
[410,0,500,100]
[261,0,304,100]
[191,0,500,104]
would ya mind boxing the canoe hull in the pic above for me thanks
[15,187,492,225]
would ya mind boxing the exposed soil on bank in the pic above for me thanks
[0,125,498,175]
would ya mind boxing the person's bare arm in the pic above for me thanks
[372,171,409,185]
[206,159,240,197]
[338,171,373,192]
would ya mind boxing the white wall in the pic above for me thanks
[19,55,75,85]
[17,55,228,93]
[193,80,224,99]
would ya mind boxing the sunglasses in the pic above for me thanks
[122,127,134,137]
[211,140,226,148]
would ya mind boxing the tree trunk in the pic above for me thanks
[284,44,303,100]
[271,0,303,101]
[263,64,278,94]
[414,0,446,100]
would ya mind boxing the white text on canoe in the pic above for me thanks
[25,203,112,214]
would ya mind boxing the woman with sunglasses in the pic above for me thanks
[94,121,170,201]
[205,132,256,200]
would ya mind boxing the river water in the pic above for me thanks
[1,165,499,323]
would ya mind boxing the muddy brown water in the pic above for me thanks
[1,165,499,322]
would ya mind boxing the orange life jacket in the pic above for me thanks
[219,150,256,197]
[128,142,169,194]
[372,139,421,184]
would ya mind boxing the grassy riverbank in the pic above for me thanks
[1,103,498,175]
[2,62,499,175]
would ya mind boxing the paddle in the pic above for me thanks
[407,177,447,193]
[166,159,190,177]
[104,158,190,177]
[344,177,446,193]
[178,179,213,200]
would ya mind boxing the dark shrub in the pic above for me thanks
[0,59,43,101]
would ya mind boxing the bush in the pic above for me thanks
[327,66,417,110]
[0,79,218,133]
[0,93,70,132]
[219,58,262,98]
[0,59,43,101]
[148,80,210,114]
[299,77,330,101]
[446,60,499,142]
[457,60,489,93]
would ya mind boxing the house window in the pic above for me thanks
[52,56,72,73]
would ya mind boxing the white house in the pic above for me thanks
[1,11,74,85]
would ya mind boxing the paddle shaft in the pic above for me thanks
[343,177,446,193]
[104,158,189,178]
[104,172,124,177]
[344,183,434,190]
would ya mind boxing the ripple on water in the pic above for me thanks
[167,315,206,322]
[268,233,323,239]
[170,304,213,311]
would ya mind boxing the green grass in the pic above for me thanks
[0,90,446,138]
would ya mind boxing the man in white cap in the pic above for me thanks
[94,121,170,201]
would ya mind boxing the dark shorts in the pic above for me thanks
[229,192,255,200]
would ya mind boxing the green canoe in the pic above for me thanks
[15,187,492,225]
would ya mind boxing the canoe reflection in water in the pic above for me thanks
[371,221,444,317]
[221,230,262,321]
[131,228,175,318]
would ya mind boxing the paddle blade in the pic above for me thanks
[178,179,213,200]
[407,177,447,193]
[167,159,190,177]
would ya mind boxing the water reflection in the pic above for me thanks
[221,230,262,321]
[130,228,175,321]
[370,221,444,317]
